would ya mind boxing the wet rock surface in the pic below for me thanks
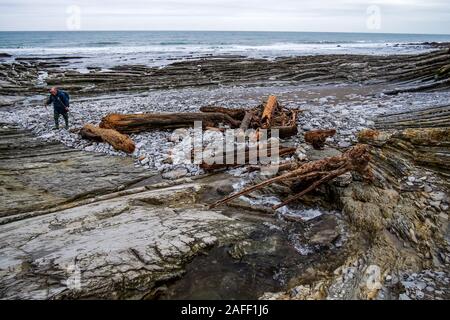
[1,47,449,98]
[0,50,449,300]
[0,123,154,218]
[261,103,449,300]
[158,213,352,300]
[0,182,254,299]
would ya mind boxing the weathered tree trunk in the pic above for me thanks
[100,112,241,133]
[304,129,336,149]
[274,125,299,139]
[80,124,135,154]
[200,146,296,171]
[240,111,255,131]
[200,106,246,119]
[261,95,278,128]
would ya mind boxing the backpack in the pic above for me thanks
[61,91,70,103]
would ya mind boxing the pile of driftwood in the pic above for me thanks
[79,95,337,155]
[98,94,299,137]
[79,95,299,158]
[78,95,372,210]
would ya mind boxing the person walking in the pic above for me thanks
[46,87,70,130]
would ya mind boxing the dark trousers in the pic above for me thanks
[54,111,69,128]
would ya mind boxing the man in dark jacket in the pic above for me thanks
[46,87,70,130]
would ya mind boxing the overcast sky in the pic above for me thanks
[0,0,449,34]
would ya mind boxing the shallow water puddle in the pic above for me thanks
[157,210,348,300]
[239,194,325,221]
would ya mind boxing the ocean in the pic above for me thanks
[1,31,450,68]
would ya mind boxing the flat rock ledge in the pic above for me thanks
[0,182,252,299]
[0,123,154,217]
[0,124,253,299]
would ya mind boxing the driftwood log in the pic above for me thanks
[304,129,336,149]
[247,161,301,174]
[199,106,246,119]
[80,124,135,153]
[200,146,297,171]
[210,144,372,210]
[274,125,299,139]
[261,95,278,128]
[240,111,255,131]
[100,112,241,133]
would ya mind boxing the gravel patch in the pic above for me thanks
[2,85,450,180]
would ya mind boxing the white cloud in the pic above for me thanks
[0,0,449,33]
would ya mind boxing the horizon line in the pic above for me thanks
[1,29,450,36]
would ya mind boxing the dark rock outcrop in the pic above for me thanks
[0,123,153,219]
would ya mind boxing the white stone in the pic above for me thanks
[162,167,188,180]
[296,151,307,161]
[399,293,411,300]
[430,191,445,202]
[338,141,351,148]
[429,201,441,209]
[364,265,382,291]
[140,157,150,165]
[39,132,55,139]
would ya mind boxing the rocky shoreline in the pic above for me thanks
[1,43,449,100]
[0,49,449,300]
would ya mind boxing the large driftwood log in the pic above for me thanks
[254,125,298,141]
[100,112,241,133]
[200,106,246,119]
[261,95,278,128]
[210,144,372,210]
[240,111,255,131]
[80,124,135,153]
[304,129,336,149]
[273,125,299,139]
[200,146,296,171]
